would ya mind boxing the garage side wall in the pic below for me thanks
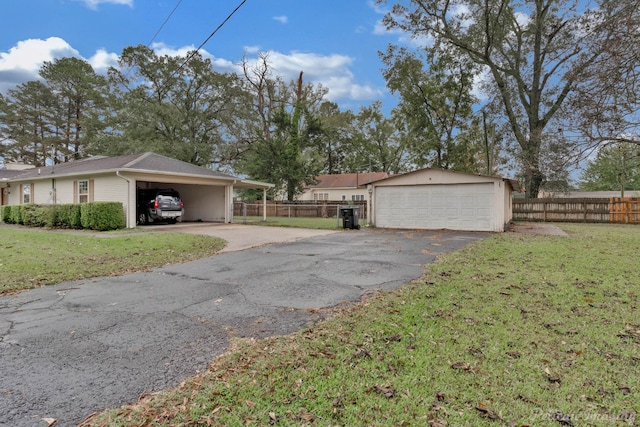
[172,184,225,222]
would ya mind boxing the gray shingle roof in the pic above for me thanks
[8,152,236,180]
[0,169,27,180]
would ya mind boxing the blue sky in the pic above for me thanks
[0,0,407,113]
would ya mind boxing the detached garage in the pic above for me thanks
[368,169,519,232]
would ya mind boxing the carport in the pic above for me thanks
[114,155,274,227]
[367,168,519,232]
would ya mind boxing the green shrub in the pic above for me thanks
[20,204,53,227]
[10,205,23,224]
[80,202,93,229]
[1,202,124,230]
[67,204,83,229]
[81,202,125,231]
[1,205,11,223]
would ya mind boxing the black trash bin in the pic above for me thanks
[339,206,360,230]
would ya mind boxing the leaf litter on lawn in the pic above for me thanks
[81,224,640,427]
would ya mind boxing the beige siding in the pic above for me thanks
[54,180,75,204]
[299,188,369,201]
[31,181,48,203]
[94,175,129,203]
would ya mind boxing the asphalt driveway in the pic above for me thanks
[0,226,489,426]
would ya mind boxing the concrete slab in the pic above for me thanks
[141,222,341,253]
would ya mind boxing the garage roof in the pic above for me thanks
[367,167,521,191]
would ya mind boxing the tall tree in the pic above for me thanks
[108,45,250,167]
[39,57,109,161]
[312,101,357,175]
[379,0,640,197]
[237,55,325,200]
[345,101,407,174]
[568,0,640,150]
[381,46,478,172]
[579,143,640,195]
[0,81,54,166]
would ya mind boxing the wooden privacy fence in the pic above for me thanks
[512,197,640,224]
[233,201,367,219]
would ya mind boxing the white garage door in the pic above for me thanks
[375,183,495,231]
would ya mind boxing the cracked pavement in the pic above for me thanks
[0,228,489,426]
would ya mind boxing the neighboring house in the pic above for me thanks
[298,172,389,202]
[0,152,273,228]
[367,168,519,232]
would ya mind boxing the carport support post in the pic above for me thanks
[263,188,267,222]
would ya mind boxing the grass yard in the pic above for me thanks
[82,223,640,427]
[238,215,345,230]
[0,226,225,295]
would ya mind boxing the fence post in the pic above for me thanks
[243,202,247,224]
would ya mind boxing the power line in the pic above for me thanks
[174,0,247,75]
[146,0,184,47]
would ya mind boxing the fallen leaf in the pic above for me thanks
[618,385,631,394]
[371,384,395,398]
[41,418,57,427]
[549,411,574,426]
[450,362,471,371]
[475,402,500,420]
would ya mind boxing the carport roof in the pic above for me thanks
[5,152,274,189]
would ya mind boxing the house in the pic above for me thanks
[367,168,520,232]
[298,172,389,201]
[0,152,273,228]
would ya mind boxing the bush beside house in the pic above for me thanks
[1,202,125,231]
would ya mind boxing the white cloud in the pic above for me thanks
[0,37,78,72]
[514,11,531,26]
[242,50,384,101]
[75,0,133,10]
[0,37,383,105]
[243,45,261,55]
[149,42,198,58]
[273,15,288,24]
[0,37,79,92]
[88,48,120,72]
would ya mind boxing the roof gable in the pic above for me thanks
[309,172,389,189]
[370,167,519,190]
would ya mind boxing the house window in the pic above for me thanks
[22,184,31,204]
[352,194,364,201]
[314,193,329,201]
[78,180,89,203]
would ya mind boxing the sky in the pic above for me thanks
[0,0,409,113]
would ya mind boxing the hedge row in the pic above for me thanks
[1,202,126,231]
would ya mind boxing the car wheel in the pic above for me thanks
[137,212,147,225]
[168,218,177,224]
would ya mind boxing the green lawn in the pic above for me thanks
[82,223,640,427]
[238,215,346,230]
[0,226,225,295]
